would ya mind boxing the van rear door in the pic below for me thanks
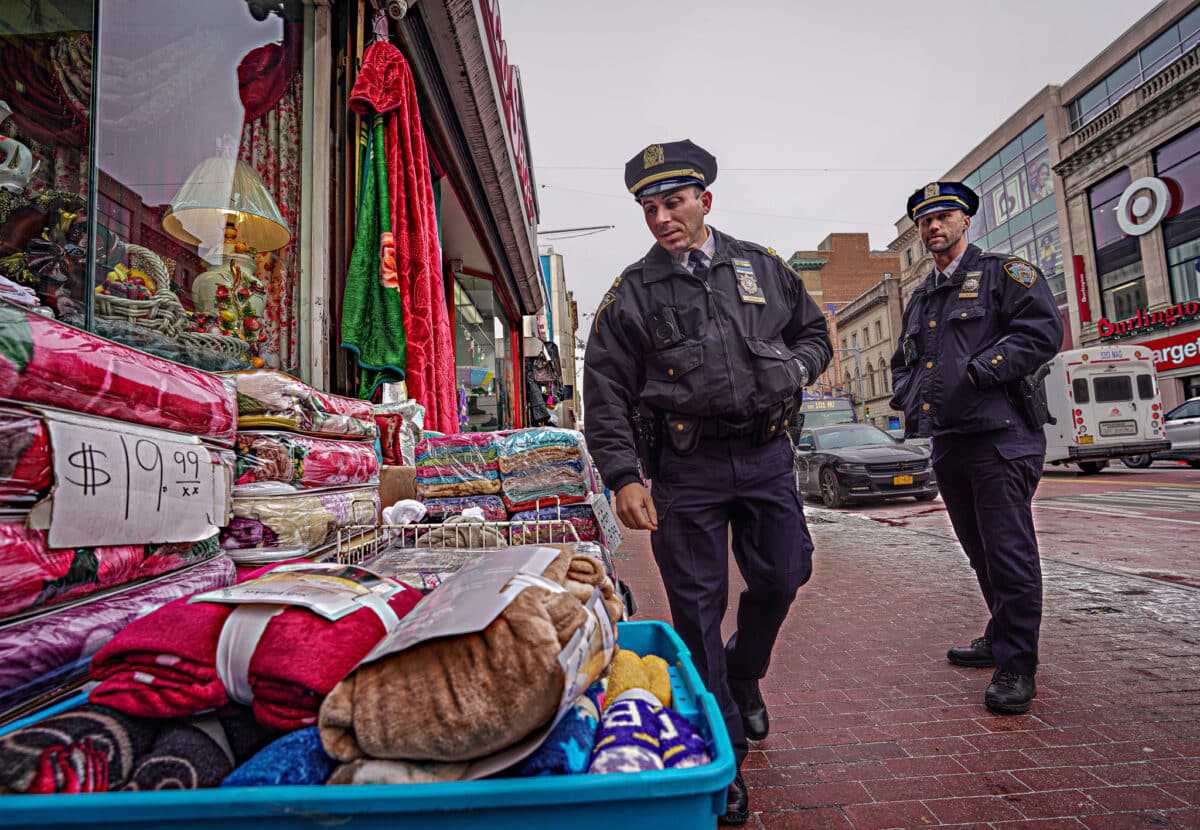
[1086,369,1145,442]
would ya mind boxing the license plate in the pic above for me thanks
[1079,435,1094,444]
[1099,420,1138,437]
[893,474,913,485]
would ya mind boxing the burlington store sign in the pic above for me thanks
[1098,301,1200,373]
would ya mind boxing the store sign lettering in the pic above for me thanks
[1144,328,1200,373]
[1072,254,1091,323]
[479,0,536,225]
[1097,301,1200,339]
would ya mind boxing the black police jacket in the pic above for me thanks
[888,244,1063,438]
[584,227,832,492]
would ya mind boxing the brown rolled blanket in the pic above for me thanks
[319,545,622,765]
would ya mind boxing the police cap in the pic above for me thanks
[625,139,717,199]
[907,181,980,221]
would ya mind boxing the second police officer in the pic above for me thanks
[889,182,1063,716]
[584,140,832,825]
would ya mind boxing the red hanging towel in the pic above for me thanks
[350,42,457,433]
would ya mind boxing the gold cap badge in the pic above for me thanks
[924,183,940,199]
[643,144,664,167]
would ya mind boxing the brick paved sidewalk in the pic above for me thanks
[613,508,1200,829]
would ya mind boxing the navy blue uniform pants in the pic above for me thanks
[650,434,813,766]
[932,434,1044,676]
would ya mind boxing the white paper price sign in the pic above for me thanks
[43,411,229,548]
[587,492,624,552]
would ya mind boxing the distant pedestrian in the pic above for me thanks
[889,182,1063,715]
[584,139,831,824]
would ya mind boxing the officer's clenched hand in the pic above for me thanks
[615,482,658,531]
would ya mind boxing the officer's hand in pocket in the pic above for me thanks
[615,482,658,531]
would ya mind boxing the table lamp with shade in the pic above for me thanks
[161,155,291,321]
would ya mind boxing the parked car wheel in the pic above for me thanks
[914,491,939,502]
[1077,461,1108,475]
[1121,454,1152,469]
[819,467,845,508]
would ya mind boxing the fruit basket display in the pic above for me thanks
[93,244,187,336]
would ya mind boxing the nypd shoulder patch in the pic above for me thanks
[593,275,623,326]
[1004,259,1037,288]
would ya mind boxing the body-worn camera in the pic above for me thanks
[649,307,685,349]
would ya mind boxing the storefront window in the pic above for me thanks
[1157,124,1200,304]
[453,272,515,431]
[0,2,94,319]
[1090,168,1147,319]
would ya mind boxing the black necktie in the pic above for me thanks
[689,249,709,280]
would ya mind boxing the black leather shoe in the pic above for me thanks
[719,774,749,825]
[985,670,1036,715]
[947,636,994,668]
[730,679,769,742]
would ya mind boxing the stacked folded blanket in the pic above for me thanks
[421,494,507,523]
[233,431,379,491]
[497,428,591,512]
[414,432,501,499]
[0,524,222,620]
[220,486,380,554]
[222,369,377,440]
[588,690,710,774]
[89,564,423,730]
[0,556,236,715]
[0,304,238,444]
[508,504,600,545]
[0,406,52,507]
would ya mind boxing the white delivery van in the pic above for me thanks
[1043,345,1172,474]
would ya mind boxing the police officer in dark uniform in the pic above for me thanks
[584,140,831,824]
[889,182,1063,715]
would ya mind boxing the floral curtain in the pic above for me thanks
[239,70,302,372]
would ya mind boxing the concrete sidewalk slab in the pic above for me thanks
[613,508,1200,828]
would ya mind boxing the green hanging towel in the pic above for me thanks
[341,116,407,399]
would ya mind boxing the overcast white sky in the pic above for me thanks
[500,0,1161,332]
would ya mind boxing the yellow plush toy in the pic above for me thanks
[604,647,672,710]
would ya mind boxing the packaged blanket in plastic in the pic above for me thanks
[221,369,377,440]
[0,303,238,444]
[421,494,507,523]
[233,431,379,492]
[0,556,236,716]
[414,432,501,499]
[508,504,600,545]
[90,561,424,730]
[497,428,591,512]
[0,406,51,508]
[220,486,380,555]
[0,523,222,620]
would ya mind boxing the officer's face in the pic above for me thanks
[918,209,970,256]
[640,187,711,253]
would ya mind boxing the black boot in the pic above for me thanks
[947,635,994,668]
[730,679,769,742]
[719,773,749,825]
[985,670,1036,715]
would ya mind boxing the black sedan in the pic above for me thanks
[794,424,938,508]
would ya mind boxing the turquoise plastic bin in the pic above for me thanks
[0,620,735,829]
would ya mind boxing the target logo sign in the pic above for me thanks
[1116,177,1175,236]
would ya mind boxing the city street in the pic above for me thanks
[616,466,1200,828]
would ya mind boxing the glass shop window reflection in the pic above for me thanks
[454,273,513,432]
[92,0,305,372]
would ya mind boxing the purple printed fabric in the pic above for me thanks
[422,495,507,523]
[220,487,380,553]
[587,690,711,774]
[0,556,236,714]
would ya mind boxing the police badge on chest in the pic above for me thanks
[731,259,765,304]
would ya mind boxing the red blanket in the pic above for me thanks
[350,42,456,434]
[0,406,51,507]
[0,523,221,620]
[89,566,422,730]
[0,305,238,444]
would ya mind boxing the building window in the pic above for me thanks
[882,367,890,393]
[862,327,869,346]
[0,1,309,374]
[851,332,858,348]
[840,338,847,351]
[865,362,876,398]
[1089,168,1147,320]
[904,248,913,267]
[1068,7,1200,131]
[1157,123,1200,304]
[453,272,516,431]
[874,321,882,342]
